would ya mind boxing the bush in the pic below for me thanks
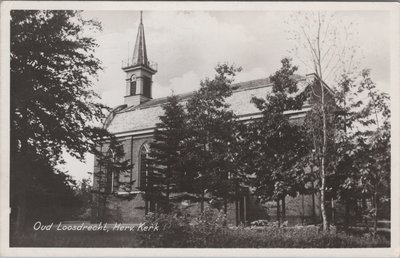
[139,208,226,247]
[11,214,389,247]
[138,209,390,248]
[138,211,191,247]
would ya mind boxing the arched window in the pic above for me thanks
[130,74,137,96]
[139,143,156,213]
[139,143,150,190]
[105,148,118,193]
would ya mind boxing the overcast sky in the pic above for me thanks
[60,10,391,182]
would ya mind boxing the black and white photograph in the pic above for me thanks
[0,1,398,256]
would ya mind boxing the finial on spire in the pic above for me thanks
[140,10,143,24]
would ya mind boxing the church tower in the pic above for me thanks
[122,11,157,106]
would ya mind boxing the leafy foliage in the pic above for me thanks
[73,177,94,220]
[355,70,391,228]
[138,208,389,248]
[10,153,81,225]
[287,11,363,231]
[10,10,106,231]
[302,76,337,230]
[11,220,389,248]
[184,64,242,211]
[92,137,135,221]
[249,58,309,208]
[10,10,108,162]
[147,95,188,210]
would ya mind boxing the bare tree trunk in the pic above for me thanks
[312,188,316,225]
[102,193,108,221]
[235,198,239,226]
[320,83,329,231]
[14,163,28,234]
[331,197,335,225]
[145,197,149,214]
[15,195,27,234]
[354,199,359,224]
[223,197,228,215]
[235,182,239,226]
[166,182,170,212]
[282,196,286,223]
[14,137,29,234]
[315,12,328,232]
[320,165,328,230]
[292,11,360,231]
[243,195,247,225]
[374,188,378,236]
[277,199,281,227]
[98,193,108,235]
[301,194,305,225]
[223,196,228,227]
[362,197,369,231]
[345,199,350,230]
[200,190,204,213]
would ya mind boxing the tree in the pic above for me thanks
[230,121,255,225]
[147,95,188,212]
[249,58,309,224]
[10,10,107,232]
[303,77,337,230]
[287,11,361,84]
[92,137,135,222]
[286,11,361,230]
[322,69,390,232]
[74,177,94,220]
[185,64,242,214]
[9,157,81,229]
[327,73,363,229]
[355,70,390,235]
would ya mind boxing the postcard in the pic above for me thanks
[0,1,398,257]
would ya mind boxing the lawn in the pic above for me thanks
[11,229,142,247]
[10,225,390,248]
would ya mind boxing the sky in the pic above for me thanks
[59,10,391,182]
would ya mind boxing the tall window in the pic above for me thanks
[105,148,119,193]
[139,143,150,190]
[106,169,113,193]
[130,75,137,96]
[143,76,151,98]
[139,143,156,213]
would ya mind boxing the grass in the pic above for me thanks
[201,227,390,248]
[10,225,390,248]
[10,229,142,247]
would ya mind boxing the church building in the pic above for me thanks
[92,12,330,225]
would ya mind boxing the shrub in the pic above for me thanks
[138,210,390,248]
[12,218,389,247]
[139,208,226,247]
[138,211,192,247]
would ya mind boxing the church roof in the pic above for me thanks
[105,75,307,136]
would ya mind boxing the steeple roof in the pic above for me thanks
[132,11,148,66]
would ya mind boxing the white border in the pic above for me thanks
[0,1,399,257]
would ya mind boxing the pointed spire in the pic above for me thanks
[132,11,148,66]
